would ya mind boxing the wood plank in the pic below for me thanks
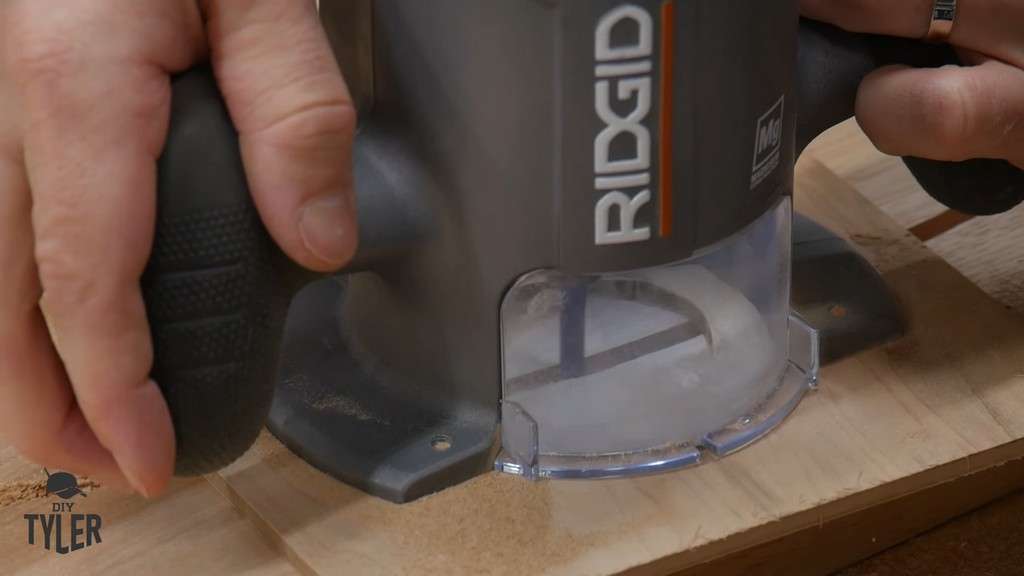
[926,206,1024,312]
[0,446,298,575]
[807,118,1024,317]
[672,455,1024,576]
[834,459,1024,575]
[203,156,1024,576]
[804,120,945,229]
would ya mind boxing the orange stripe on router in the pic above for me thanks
[659,0,675,237]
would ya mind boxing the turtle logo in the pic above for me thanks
[43,469,87,500]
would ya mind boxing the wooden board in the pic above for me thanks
[4,124,1024,575]
[804,120,946,229]
[201,155,1024,576]
[833,461,1024,575]
[0,446,297,575]
[676,455,1024,576]
[926,207,1024,313]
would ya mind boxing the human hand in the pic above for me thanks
[0,0,356,497]
[801,0,1024,169]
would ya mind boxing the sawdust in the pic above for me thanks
[244,431,607,574]
[0,480,100,507]
[310,394,390,425]
[235,432,671,575]
[0,482,47,506]
[341,471,603,575]
[284,372,390,425]
[525,287,566,318]
[847,232,931,275]
[284,368,391,424]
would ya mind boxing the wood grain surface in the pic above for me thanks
[202,154,1024,576]
[804,120,947,229]
[2,118,1024,576]
[927,210,1024,313]
[808,119,1024,315]
[0,446,296,576]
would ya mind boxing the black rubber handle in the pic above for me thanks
[798,18,1024,215]
[144,65,315,475]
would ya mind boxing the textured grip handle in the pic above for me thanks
[798,19,1024,215]
[144,65,314,475]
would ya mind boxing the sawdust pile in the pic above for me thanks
[0,480,100,507]
[0,482,47,506]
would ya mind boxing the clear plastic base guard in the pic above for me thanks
[494,198,821,480]
[498,400,702,480]
[701,312,819,457]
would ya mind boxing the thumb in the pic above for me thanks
[202,0,357,271]
[855,59,1024,170]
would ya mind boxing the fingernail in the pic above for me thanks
[118,461,152,499]
[87,470,134,496]
[300,195,355,267]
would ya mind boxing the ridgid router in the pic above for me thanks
[141,0,1024,503]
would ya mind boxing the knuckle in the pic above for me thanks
[253,95,357,147]
[34,233,101,313]
[237,64,358,146]
[4,16,77,90]
[917,74,977,157]
[7,40,75,86]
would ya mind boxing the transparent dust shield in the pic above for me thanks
[495,198,819,479]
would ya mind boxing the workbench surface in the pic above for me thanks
[4,121,1024,576]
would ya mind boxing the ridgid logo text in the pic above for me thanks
[593,2,674,246]
[23,469,102,555]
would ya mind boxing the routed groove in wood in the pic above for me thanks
[909,210,974,242]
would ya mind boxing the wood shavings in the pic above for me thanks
[0,480,100,507]
[0,482,47,506]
